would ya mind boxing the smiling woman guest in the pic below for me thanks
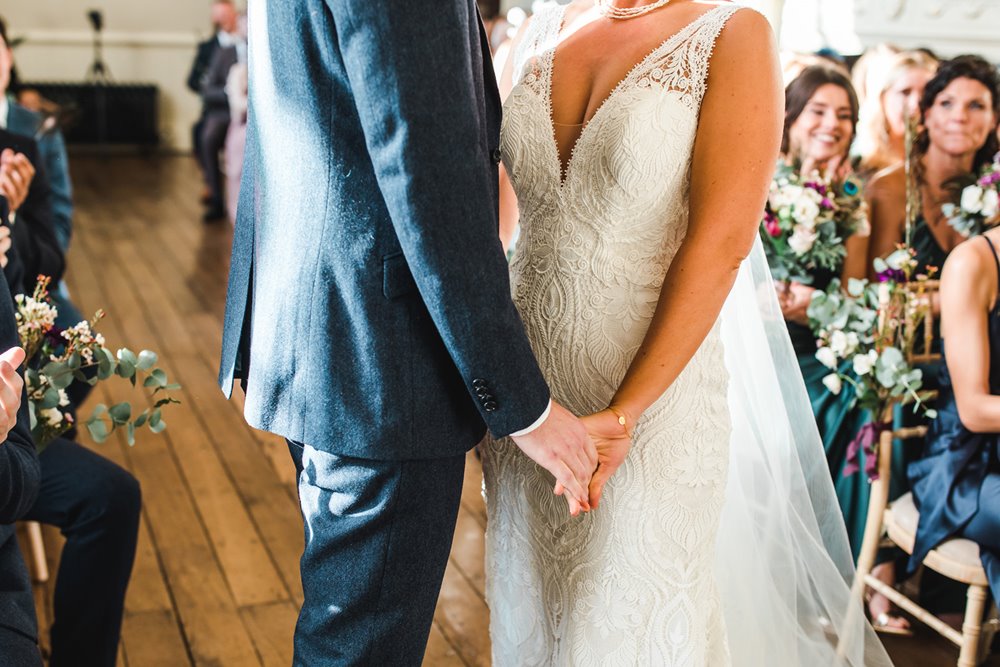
[769,65,916,633]
[867,55,1000,279]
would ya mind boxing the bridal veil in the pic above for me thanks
[716,237,892,666]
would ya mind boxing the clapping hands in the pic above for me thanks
[0,148,35,216]
[0,346,26,444]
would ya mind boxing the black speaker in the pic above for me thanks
[21,82,159,147]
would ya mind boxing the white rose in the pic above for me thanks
[788,225,818,255]
[982,189,1000,219]
[853,350,878,376]
[793,197,821,227]
[822,373,843,395]
[845,332,860,356]
[815,346,837,370]
[770,184,801,211]
[886,249,909,271]
[40,408,63,426]
[961,185,985,214]
[829,330,849,357]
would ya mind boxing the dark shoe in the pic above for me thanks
[203,205,226,223]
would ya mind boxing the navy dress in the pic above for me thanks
[908,235,1000,601]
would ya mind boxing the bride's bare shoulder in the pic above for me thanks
[708,4,777,74]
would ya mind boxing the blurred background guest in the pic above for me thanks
[855,50,938,178]
[187,0,239,222]
[867,55,1000,278]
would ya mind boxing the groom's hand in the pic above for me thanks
[510,401,597,516]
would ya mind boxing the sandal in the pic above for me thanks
[866,590,913,637]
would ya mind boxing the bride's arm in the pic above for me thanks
[611,10,782,422]
[583,10,783,505]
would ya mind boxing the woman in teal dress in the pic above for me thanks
[865,54,1000,629]
[773,63,878,587]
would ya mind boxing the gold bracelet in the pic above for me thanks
[607,406,633,439]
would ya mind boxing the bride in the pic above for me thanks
[480,0,892,664]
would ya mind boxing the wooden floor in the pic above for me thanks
[15,155,997,666]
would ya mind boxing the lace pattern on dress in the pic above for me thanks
[485,5,746,666]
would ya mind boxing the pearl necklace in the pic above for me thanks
[595,0,673,20]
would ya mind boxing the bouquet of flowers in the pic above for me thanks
[942,152,1000,237]
[16,277,180,450]
[807,248,936,479]
[760,162,869,284]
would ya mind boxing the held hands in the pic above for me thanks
[0,347,26,444]
[0,149,35,215]
[577,408,632,510]
[510,400,598,517]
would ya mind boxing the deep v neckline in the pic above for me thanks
[545,3,731,188]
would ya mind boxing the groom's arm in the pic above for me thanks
[329,0,548,437]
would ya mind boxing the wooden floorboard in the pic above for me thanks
[14,154,997,666]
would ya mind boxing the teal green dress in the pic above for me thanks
[789,217,952,559]
[788,267,873,559]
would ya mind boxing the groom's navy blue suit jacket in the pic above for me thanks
[219,0,550,460]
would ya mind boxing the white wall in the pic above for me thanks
[854,0,1000,61]
[3,1,233,151]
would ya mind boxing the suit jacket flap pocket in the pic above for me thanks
[383,253,417,299]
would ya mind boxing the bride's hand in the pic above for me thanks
[580,408,632,510]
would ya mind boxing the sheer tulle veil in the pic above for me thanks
[715,238,892,666]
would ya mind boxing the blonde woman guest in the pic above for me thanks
[855,50,938,178]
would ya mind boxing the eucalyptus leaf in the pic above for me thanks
[149,409,161,428]
[86,418,109,443]
[117,348,138,366]
[135,412,148,428]
[116,359,136,380]
[150,419,167,434]
[39,388,60,409]
[109,402,132,424]
[847,278,867,298]
[136,350,158,371]
[49,368,74,391]
[127,422,136,447]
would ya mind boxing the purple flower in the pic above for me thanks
[821,198,833,208]
[877,268,905,283]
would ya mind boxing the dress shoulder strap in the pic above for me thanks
[509,3,563,92]
[983,235,1000,284]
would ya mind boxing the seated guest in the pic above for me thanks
[0,130,65,294]
[0,19,72,252]
[192,0,239,222]
[855,50,938,178]
[770,66,910,631]
[0,18,80,335]
[865,54,1000,625]
[0,193,42,666]
[0,128,140,667]
[867,56,1000,279]
[908,224,1000,616]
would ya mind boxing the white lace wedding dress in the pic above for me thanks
[481,3,894,666]
[481,5,740,665]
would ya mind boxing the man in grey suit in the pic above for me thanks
[219,1,597,664]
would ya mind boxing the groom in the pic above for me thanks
[219,1,597,664]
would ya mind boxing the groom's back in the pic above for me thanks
[220,0,549,459]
